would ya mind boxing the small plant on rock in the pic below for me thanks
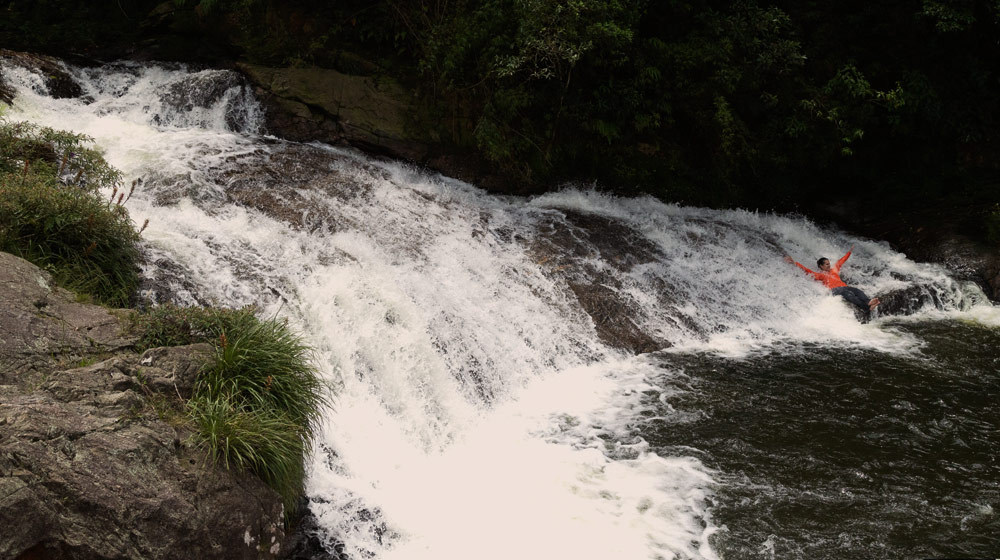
[191,309,328,511]
[132,304,329,511]
[130,304,257,351]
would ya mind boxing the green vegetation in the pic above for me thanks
[986,205,1000,245]
[132,304,329,511]
[131,303,258,351]
[0,112,325,516]
[4,2,998,218]
[160,0,1000,215]
[0,119,143,306]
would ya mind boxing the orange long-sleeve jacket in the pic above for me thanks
[793,251,851,289]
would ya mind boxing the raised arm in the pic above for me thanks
[833,245,854,272]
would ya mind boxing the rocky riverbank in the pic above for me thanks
[854,205,1000,302]
[0,252,289,560]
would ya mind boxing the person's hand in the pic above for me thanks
[783,255,793,264]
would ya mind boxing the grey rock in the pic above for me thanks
[527,210,679,354]
[134,343,214,398]
[0,252,135,384]
[0,252,288,559]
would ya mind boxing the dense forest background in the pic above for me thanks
[3,0,999,233]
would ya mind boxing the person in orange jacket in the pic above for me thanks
[784,245,880,311]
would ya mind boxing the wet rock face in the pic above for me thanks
[147,140,380,233]
[851,203,1000,302]
[158,69,253,130]
[528,211,674,354]
[237,63,430,161]
[902,232,1000,301]
[280,508,348,560]
[0,252,287,560]
[566,281,663,354]
[216,143,365,231]
[877,285,947,317]
[0,66,14,104]
[0,49,82,99]
[139,248,214,306]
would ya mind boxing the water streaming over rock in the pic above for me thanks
[3,58,997,559]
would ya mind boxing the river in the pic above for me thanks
[2,58,997,560]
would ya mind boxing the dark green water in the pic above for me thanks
[645,320,1000,559]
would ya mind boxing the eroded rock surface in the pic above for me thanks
[527,210,677,354]
[0,252,287,560]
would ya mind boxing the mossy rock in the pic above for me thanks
[239,63,439,159]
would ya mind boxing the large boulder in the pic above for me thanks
[0,252,288,560]
[234,62,517,194]
[238,63,434,162]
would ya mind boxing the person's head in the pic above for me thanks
[817,257,831,271]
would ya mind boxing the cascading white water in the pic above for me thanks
[3,59,995,559]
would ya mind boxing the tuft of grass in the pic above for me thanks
[132,304,329,511]
[0,119,142,307]
[198,310,326,431]
[192,311,328,511]
[188,396,309,505]
[130,304,257,351]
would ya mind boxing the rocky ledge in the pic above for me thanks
[0,252,287,560]
[235,62,523,195]
[848,203,1000,302]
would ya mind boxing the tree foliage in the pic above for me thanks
[5,0,998,212]
[348,0,998,209]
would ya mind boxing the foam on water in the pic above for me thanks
[309,357,719,560]
[3,59,994,559]
[530,190,975,356]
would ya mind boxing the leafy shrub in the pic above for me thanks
[132,304,329,511]
[0,120,142,306]
[987,204,1000,245]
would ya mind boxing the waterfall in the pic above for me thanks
[3,57,994,560]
